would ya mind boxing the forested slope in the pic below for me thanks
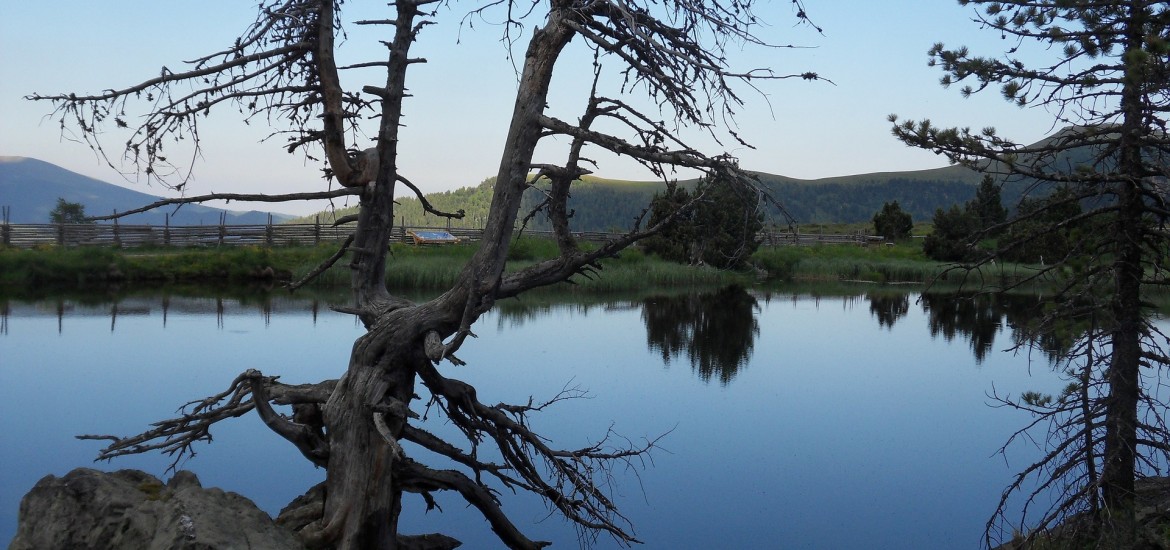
[292,162,1072,231]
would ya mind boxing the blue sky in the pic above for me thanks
[1,1,1063,215]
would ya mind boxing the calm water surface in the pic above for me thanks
[1,286,1068,549]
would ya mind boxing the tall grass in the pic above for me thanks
[0,246,120,286]
[0,244,340,287]
[752,242,943,283]
[503,238,747,291]
[0,237,1045,294]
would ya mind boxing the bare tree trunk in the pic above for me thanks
[1101,175,1144,543]
[321,350,417,549]
[1099,4,1147,538]
[1101,180,1143,545]
[316,0,426,546]
[316,4,577,548]
[458,8,576,290]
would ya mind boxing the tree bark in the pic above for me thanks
[453,6,577,298]
[316,0,430,547]
[1098,2,1147,541]
[319,350,416,549]
[315,3,581,548]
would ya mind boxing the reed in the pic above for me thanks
[0,238,1053,293]
[752,243,944,283]
[0,244,340,286]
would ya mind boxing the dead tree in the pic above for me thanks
[36,0,820,548]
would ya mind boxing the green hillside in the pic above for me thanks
[753,166,981,224]
[292,175,671,230]
[293,131,1105,232]
[293,167,987,230]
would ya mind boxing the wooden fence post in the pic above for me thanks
[1,206,9,247]
[164,213,171,246]
[57,223,65,246]
[314,215,321,245]
[266,213,274,246]
[218,212,226,246]
[112,210,121,247]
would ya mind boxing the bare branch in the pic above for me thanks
[88,188,361,221]
[287,233,354,291]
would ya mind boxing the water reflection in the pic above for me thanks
[0,288,353,335]
[3,284,1075,550]
[867,292,910,330]
[642,286,759,385]
[920,292,1005,362]
[3,286,1073,379]
[917,292,1062,363]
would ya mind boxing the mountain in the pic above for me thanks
[300,167,986,231]
[517,167,989,229]
[298,130,1110,231]
[0,157,294,225]
[751,165,985,224]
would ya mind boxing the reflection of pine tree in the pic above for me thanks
[866,293,910,329]
[921,292,1001,363]
[919,292,1077,364]
[642,286,759,384]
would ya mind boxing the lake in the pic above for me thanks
[0,285,1069,549]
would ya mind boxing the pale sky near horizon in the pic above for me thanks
[0,1,1066,216]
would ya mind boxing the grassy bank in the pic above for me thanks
[0,239,750,292]
[0,238,980,293]
[0,245,317,287]
[754,241,940,283]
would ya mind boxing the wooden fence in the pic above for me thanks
[759,231,882,246]
[0,221,879,249]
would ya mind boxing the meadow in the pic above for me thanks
[0,234,983,294]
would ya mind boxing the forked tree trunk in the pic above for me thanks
[316,4,578,548]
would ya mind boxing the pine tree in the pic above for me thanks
[872,200,913,241]
[968,175,1007,234]
[643,177,763,269]
[891,2,1170,546]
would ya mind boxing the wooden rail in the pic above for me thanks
[0,221,880,249]
[759,231,882,246]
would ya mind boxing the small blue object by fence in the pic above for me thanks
[407,230,461,245]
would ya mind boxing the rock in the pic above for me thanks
[992,476,1170,550]
[10,468,304,550]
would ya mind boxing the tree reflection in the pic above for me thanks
[919,291,1060,363]
[867,292,910,329]
[920,292,1002,362]
[642,285,759,385]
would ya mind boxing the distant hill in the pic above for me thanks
[297,130,1107,231]
[752,165,985,225]
[298,168,986,231]
[0,156,293,225]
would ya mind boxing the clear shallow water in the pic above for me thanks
[1,287,1065,549]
